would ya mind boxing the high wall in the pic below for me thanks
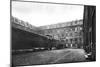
[12,27,49,50]
[11,16,54,50]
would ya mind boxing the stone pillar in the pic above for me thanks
[83,6,96,61]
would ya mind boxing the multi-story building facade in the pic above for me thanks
[39,20,83,48]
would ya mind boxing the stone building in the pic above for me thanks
[11,16,84,49]
[39,20,83,48]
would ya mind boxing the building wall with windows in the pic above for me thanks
[39,20,83,48]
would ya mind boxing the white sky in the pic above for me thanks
[12,1,84,27]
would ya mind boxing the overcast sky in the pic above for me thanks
[12,1,84,27]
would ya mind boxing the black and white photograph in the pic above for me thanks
[11,0,96,67]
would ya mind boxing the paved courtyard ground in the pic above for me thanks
[12,48,87,66]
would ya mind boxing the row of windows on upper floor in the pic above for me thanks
[40,20,83,29]
[45,31,83,40]
[43,26,83,35]
[11,17,35,30]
